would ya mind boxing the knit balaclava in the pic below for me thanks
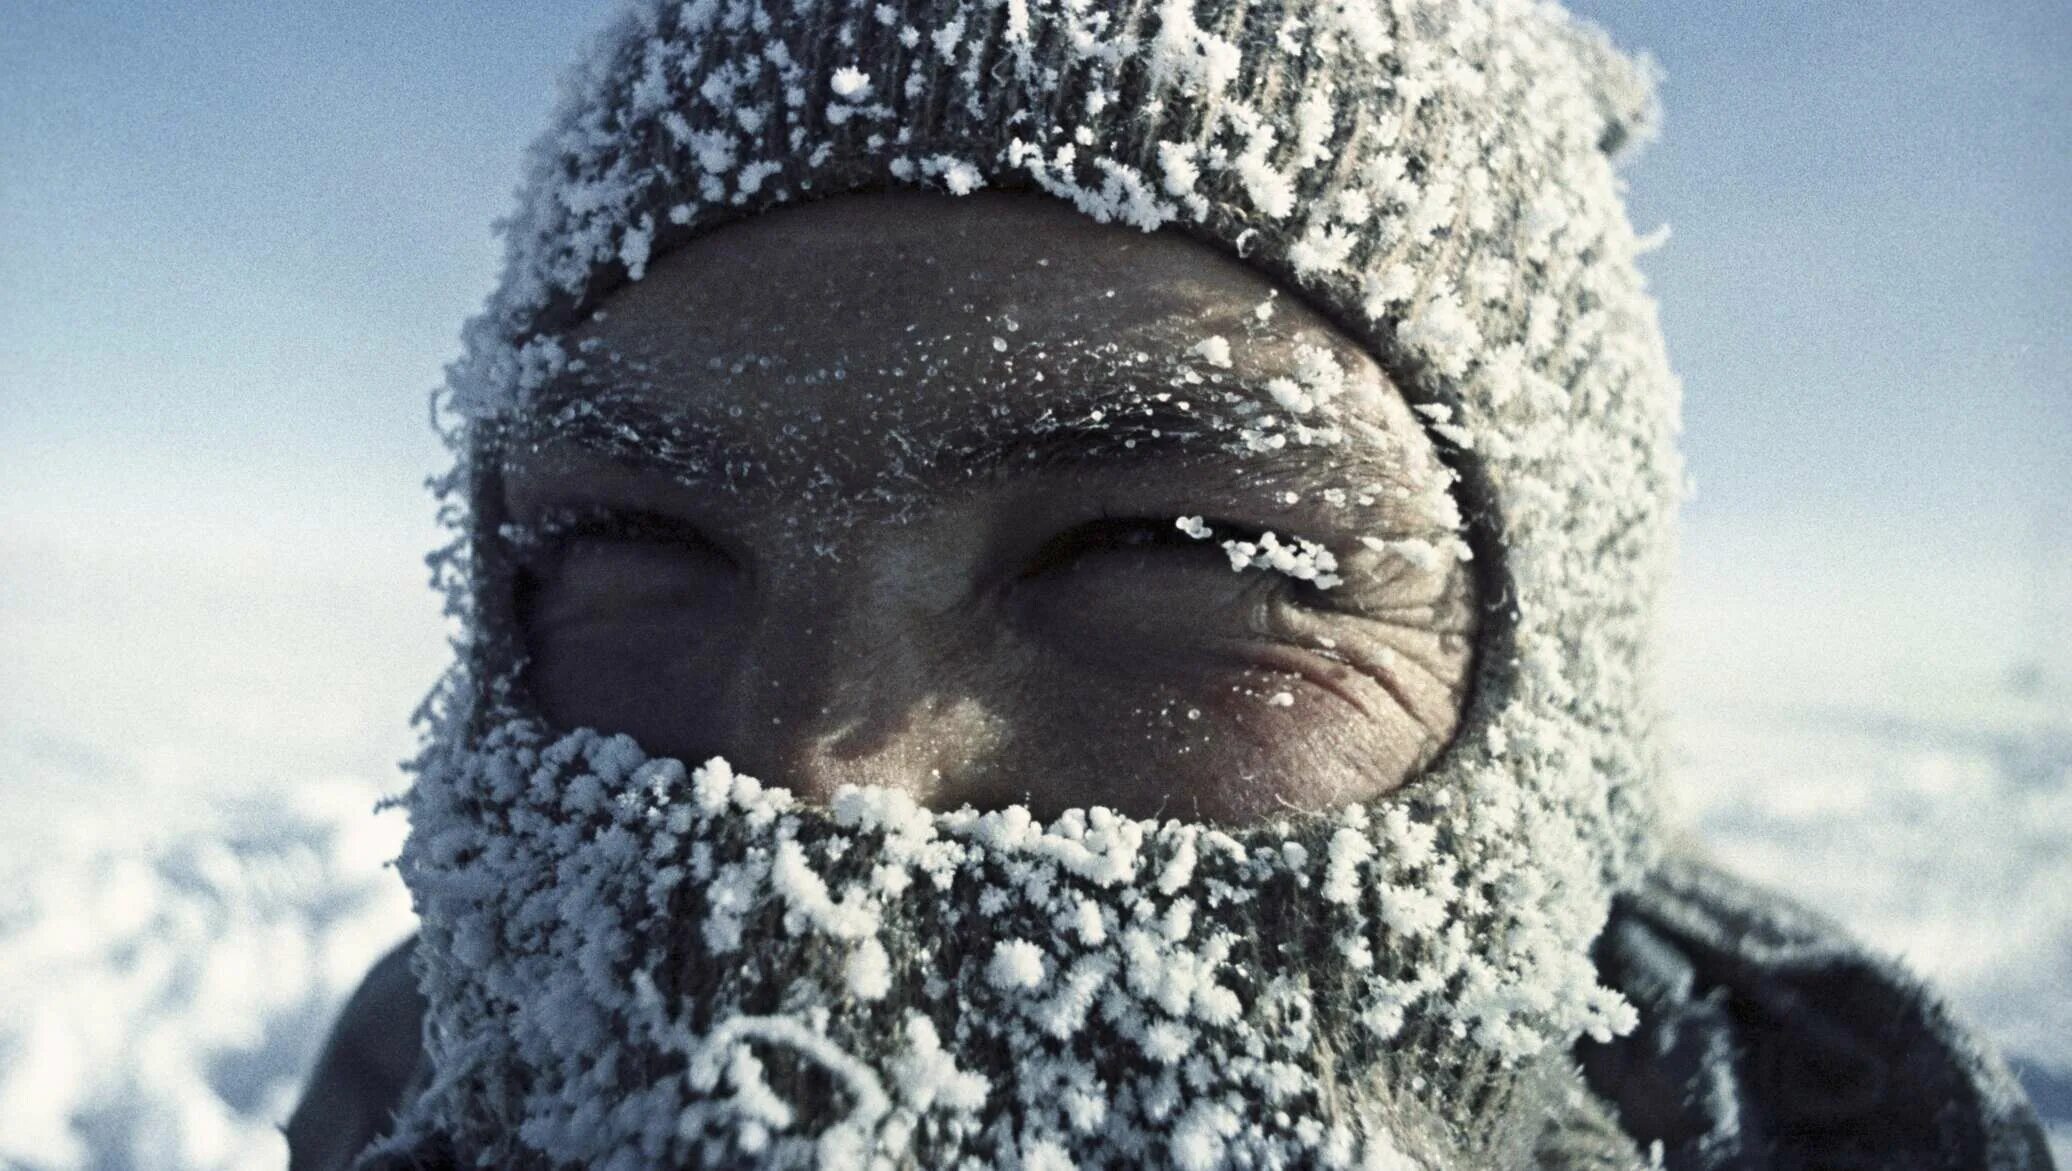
[376,0,1682,1167]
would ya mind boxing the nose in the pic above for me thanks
[707,552,1002,809]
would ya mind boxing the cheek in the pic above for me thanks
[514,547,744,750]
[522,629,731,751]
[979,558,1476,819]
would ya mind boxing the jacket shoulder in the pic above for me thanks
[1580,847,2055,1171]
[288,937,427,1171]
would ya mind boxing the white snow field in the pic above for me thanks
[1,506,2066,1168]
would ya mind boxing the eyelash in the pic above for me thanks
[1013,516,1205,580]
[1021,515,1335,600]
[504,506,728,574]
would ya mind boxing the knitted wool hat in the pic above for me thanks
[436,0,1681,871]
[386,0,1684,1166]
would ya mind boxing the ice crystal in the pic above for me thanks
[1221,531,1342,589]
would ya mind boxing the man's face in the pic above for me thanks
[500,191,1477,824]
[405,194,1637,1170]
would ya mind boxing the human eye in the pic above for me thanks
[1026,514,1344,598]
[1016,515,1233,579]
[1012,513,1340,650]
[509,505,739,634]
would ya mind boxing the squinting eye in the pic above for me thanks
[512,508,738,635]
[1017,516,1228,580]
[1013,515,1297,647]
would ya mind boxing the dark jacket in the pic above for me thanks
[1578,850,2054,1170]
[288,850,2056,1170]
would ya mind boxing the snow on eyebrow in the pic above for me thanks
[513,344,1432,518]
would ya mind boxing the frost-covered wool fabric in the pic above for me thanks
[378,0,1684,1166]
[388,722,1641,1169]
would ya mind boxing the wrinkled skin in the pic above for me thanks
[502,190,1478,824]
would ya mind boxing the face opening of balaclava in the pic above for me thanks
[369,1,1684,1168]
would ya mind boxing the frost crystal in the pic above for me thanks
[1221,531,1342,589]
[828,67,871,99]
[988,939,1048,990]
[1189,334,1232,368]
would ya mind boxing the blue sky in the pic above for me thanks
[1,3,597,482]
[4,1,2063,523]
[1571,1,2068,531]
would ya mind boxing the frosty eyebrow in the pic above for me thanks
[936,397,1225,477]
[512,395,743,483]
[515,385,1363,490]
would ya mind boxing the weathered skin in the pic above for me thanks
[501,189,1478,825]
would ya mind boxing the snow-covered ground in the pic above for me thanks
[1,507,2066,1168]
